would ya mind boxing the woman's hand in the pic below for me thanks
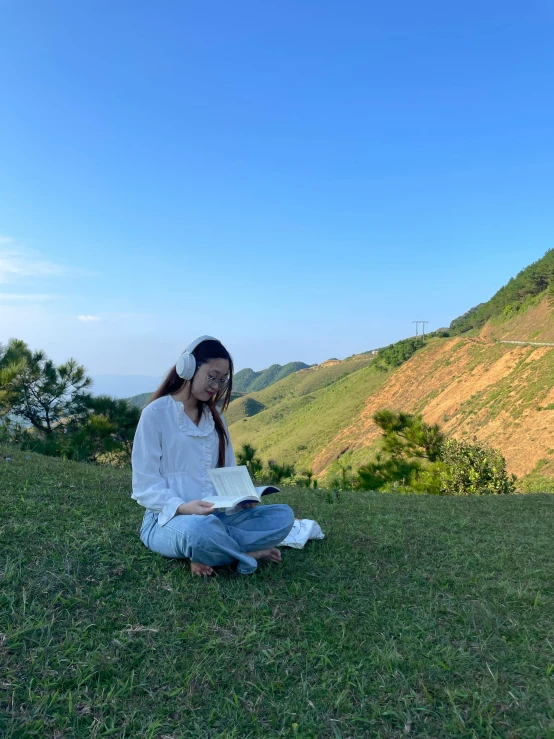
[236,501,259,510]
[177,500,215,516]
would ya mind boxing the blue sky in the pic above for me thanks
[1,0,553,394]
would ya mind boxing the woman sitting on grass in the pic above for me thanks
[131,336,294,576]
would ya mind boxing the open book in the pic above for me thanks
[204,466,280,509]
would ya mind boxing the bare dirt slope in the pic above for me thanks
[312,336,554,480]
[481,299,554,342]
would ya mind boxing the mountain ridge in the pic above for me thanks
[228,281,554,488]
[125,361,312,410]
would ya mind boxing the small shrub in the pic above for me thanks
[236,443,264,477]
[438,438,516,495]
[355,410,517,496]
[357,457,421,492]
[267,460,295,484]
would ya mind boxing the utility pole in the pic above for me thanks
[413,321,428,339]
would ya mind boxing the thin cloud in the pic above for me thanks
[0,293,58,301]
[0,236,67,284]
[0,235,96,285]
[76,312,153,323]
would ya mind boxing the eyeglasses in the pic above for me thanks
[197,367,230,389]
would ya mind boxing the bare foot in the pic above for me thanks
[246,547,282,563]
[190,561,215,577]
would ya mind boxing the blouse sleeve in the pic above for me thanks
[221,413,236,467]
[131,406,185,526]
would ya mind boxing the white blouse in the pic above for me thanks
[131,395,235,526]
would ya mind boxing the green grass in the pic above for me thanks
[234,362,311,394]
[519,459,554,493]
[226,354,375,426]
[229,362,386,470]
[2,446,554,738]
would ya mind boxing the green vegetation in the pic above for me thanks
[355,411,516,496]
[225,396,265,425]
[437,438,516,496]
[233,362,310,393]
[231,354,375,414]
[450,248,554,334]
[235,442,264,478]
[376,336,426,369]
[2,446,554,737]
[548,281,554,309]
[0,338,92,433]
[229,358,385,469]
[520,459,554,493]
[236,443,317,488]
[0,339,139,464]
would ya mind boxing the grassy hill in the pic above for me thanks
[310,331,554,486]
[228,299,554,489]
[2,446,554,737]
[233,361,310,393]
[227,354,377,425]
[450,248,554,335]
[226,250,554,488]
[227,354,381,469]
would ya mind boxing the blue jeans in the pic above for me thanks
[140,504,294,574]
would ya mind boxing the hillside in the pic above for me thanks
[229,298,554,489]
[2,445,554,737]
[233,361,310,393]
[227,354,376,424]
[227,354,382,469]
[480,297,554,343]
[450,248,554,334]
[311,332,554,484]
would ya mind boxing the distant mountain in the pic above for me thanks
[91,375,161,399]
[233,362,311,393]
[126,392,153,409]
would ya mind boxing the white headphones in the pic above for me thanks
[176,335,219,380]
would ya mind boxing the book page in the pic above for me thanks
[208,466,258,499]
[201,496,245,508]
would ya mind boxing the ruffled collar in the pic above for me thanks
[169,396,215,437]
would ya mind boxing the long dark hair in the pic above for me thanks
[149,339,234,467]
